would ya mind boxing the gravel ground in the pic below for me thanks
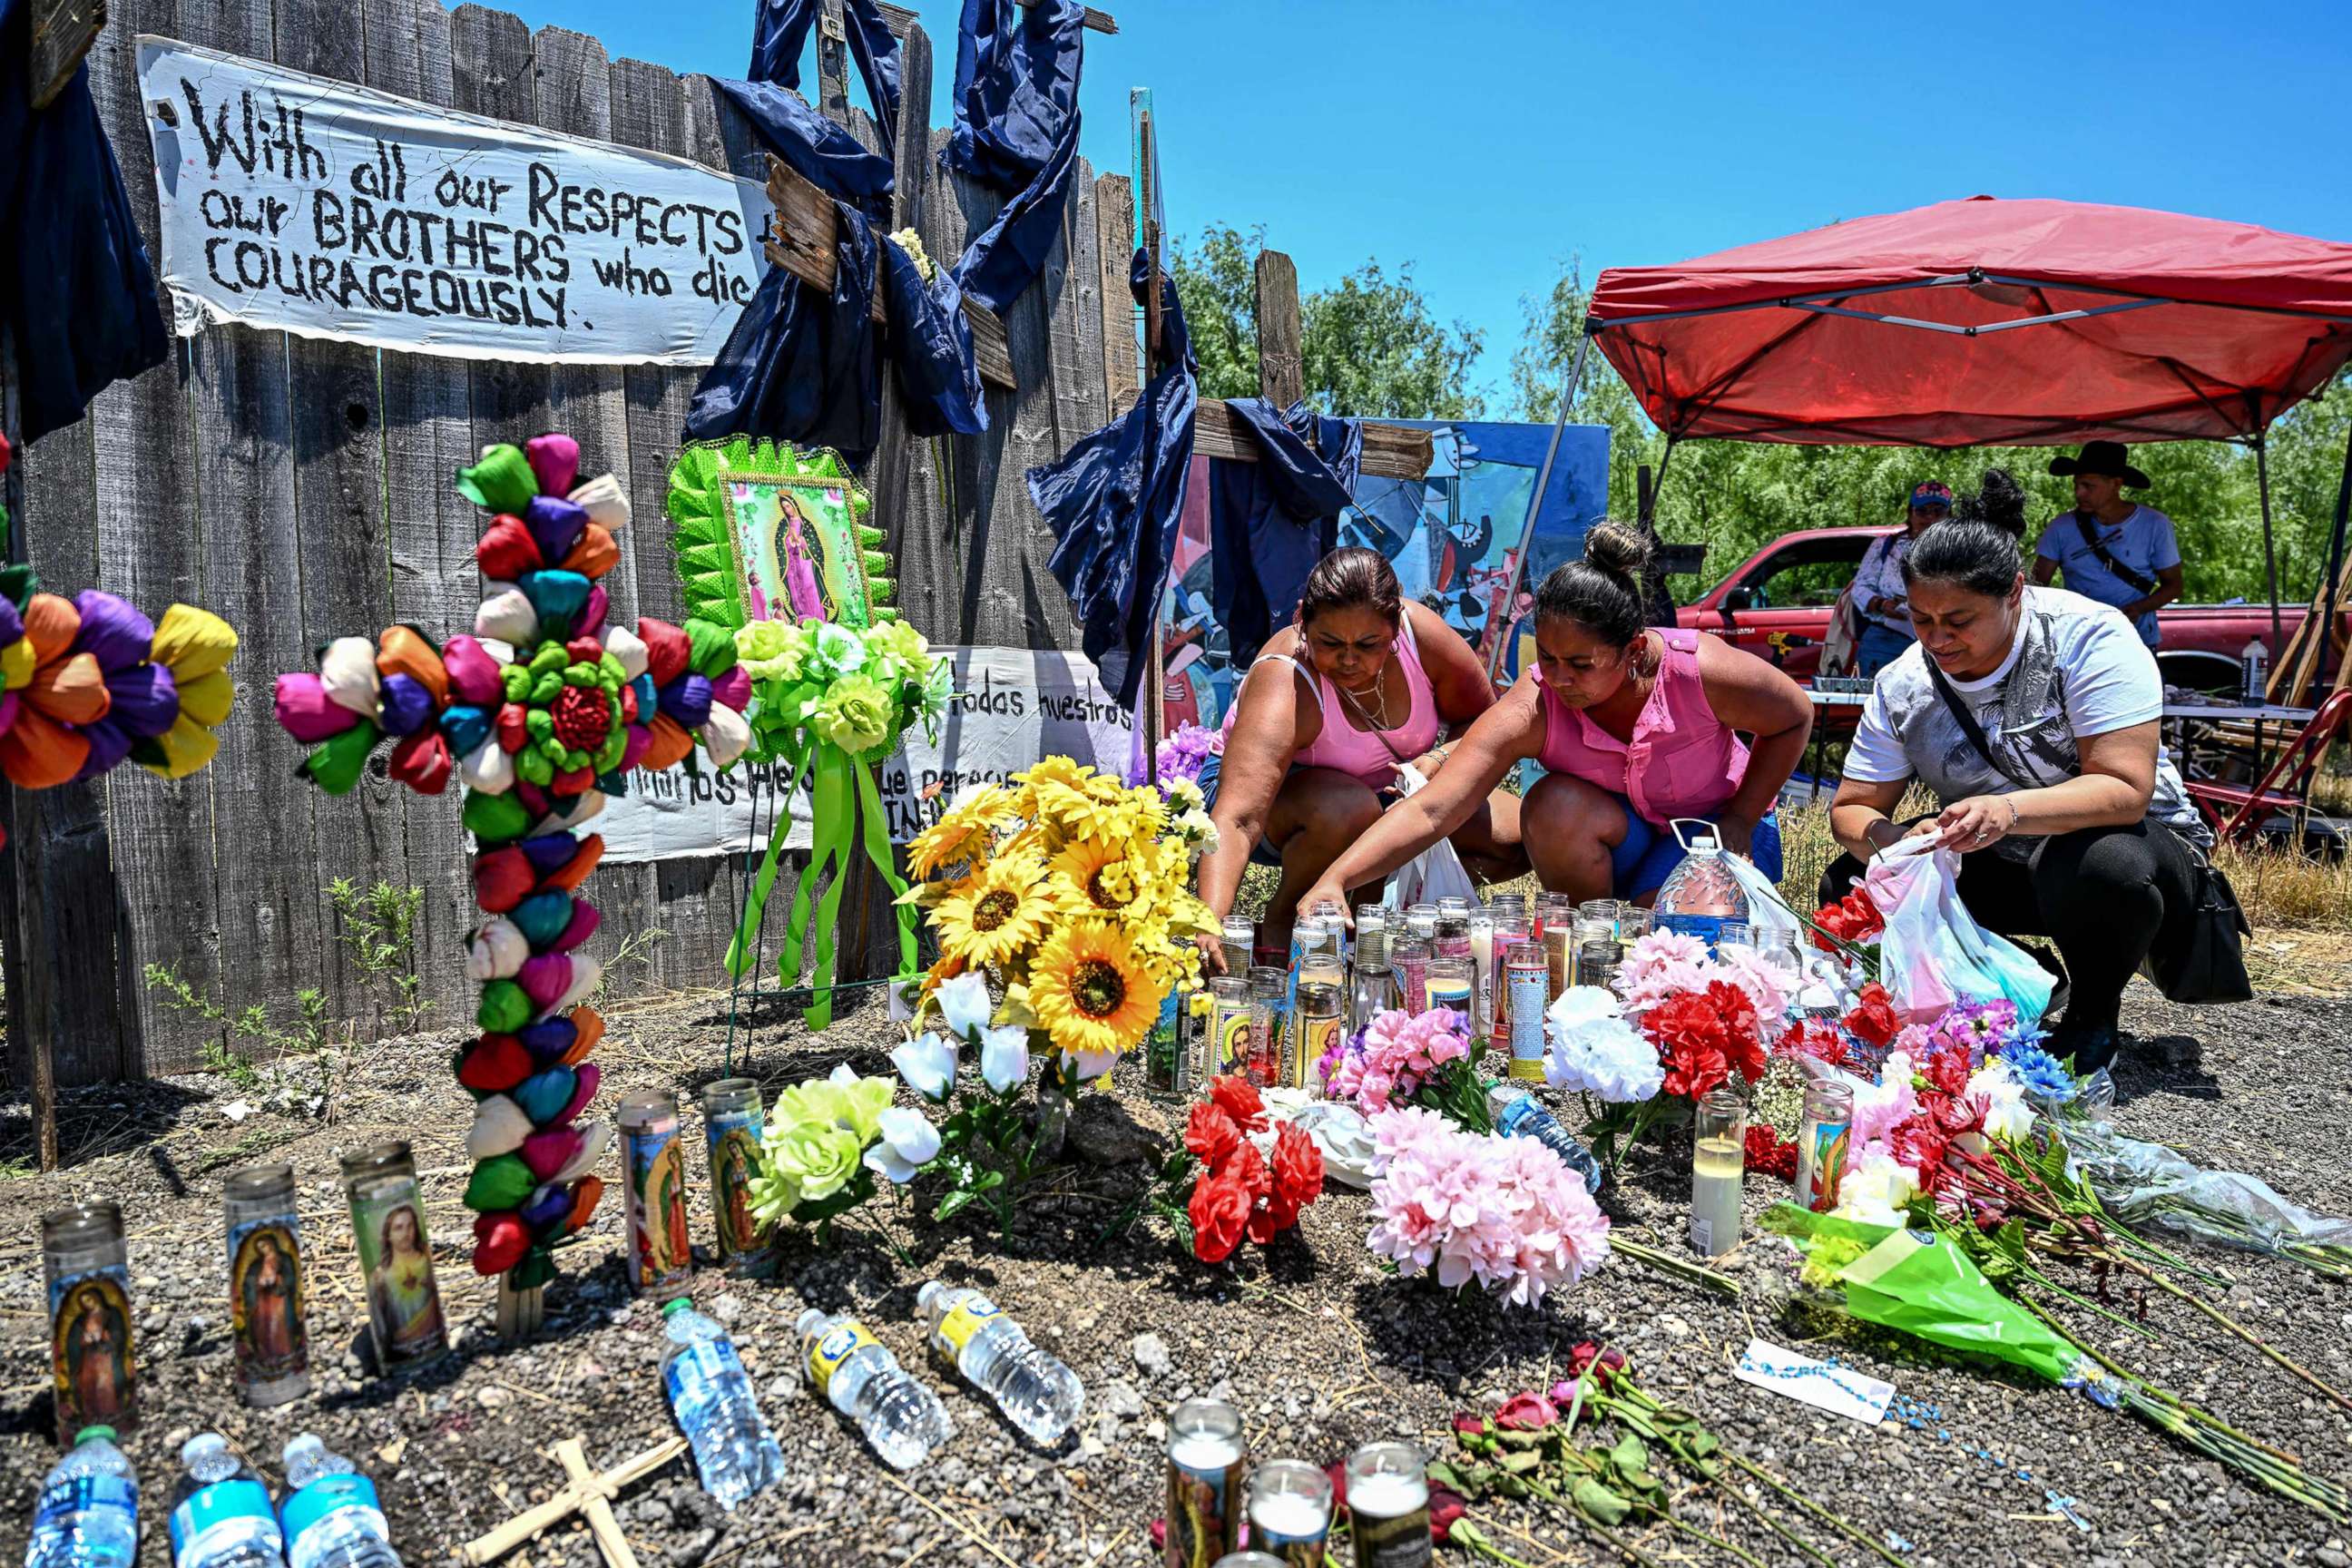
[2,982,2348,1568]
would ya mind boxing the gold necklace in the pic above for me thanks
[1338,669,1396,730]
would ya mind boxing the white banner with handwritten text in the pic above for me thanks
[135,36,773,365]
[599,647,1136,864]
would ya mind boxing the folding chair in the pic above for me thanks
[2184,690,2352,846]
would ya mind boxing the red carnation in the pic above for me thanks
[550,683,612,752]
[1843,982,1901,1049]
[1813,887,1884,949]
[1778,1018,1851,1070]
[1920,1042,1972,1099]
[1744,1125,1799,1181]
[1183,1102,1241,1171]
[1187,1166,1253,1263]
[1707,981,1768,1083]
[1209,1073,1268,1132]
[1269,1122,1324,1210]
[1222,1137,1269,1199]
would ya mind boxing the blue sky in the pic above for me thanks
[498,0,2352,407]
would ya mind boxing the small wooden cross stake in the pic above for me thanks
[458,1435,689,1568]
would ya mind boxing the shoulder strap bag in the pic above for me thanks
[2073,512,2160,596]
[1924,657,2249,1004]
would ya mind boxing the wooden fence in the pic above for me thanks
[0,0,1129,1084]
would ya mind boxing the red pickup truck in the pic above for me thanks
[1675,526,2313,693]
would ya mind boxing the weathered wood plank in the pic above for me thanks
[279,0,414,1027]
[1116,391,1436,481]
[369,0,478,1031]
[1255,250,1305,409]
[1093,173,1138,407]
[79,0,220,1076]
[611,54,737,991]
[1039,160,1099,464]
[760,156,1017,390]
[169,0,332,1073]
[27,0,104,109]
[451,8,557,444]
[935,129,1083,650]
[530,22,663,991]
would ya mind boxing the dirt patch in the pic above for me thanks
[2,984,2348,1568]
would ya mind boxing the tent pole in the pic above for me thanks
[2254,431,2283,656]
[1483,330,1591,684]
[2318,416,2352,701]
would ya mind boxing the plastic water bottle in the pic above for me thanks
[170,1435,282,1568]
[1653,823,1749,951]
[279,1436,397,1568]
[660,1300,783,1507]
[26,1427,139,1568]
[795,1308,953,1469]
[915,1281,1084,1445]
[1488,1085,1606,1194]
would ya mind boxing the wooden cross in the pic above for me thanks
[459,1436,690,1568]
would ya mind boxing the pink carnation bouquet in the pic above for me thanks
[1317,1005,1474,1117]
[1366,1106,1612,1308]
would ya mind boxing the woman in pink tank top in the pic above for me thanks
[1299,524,1812,913]
[1197,549,1524,965]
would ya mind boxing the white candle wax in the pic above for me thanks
[1249,1489,1330,1541]
[1347,1469,1428,1519]
[1169,1430,1245,1473]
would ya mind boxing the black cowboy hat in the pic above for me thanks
[2048,440,2150,488]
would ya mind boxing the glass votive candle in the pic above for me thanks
[1246,1458,1334,1562]
[1345,1443,1432,1568]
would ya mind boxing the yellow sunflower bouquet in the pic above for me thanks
[888,758,1218,1230]
[902,757,1218,1063]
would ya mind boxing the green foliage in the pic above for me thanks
[145,962,330,1066]
[1512,257,2352,606]
[326,877,429,1036]
[1169,227,1486,419]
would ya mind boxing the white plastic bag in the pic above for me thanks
[1720,849,1804,950]
[1384,763,1476,910]
[1864,837,2054,1021]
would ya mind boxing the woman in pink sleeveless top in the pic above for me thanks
[1197,549,1524,965]
[1299,524,1812,913]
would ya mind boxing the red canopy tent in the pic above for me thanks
[1488,196,2352,681]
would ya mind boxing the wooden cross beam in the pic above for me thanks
[761,156,1018,390]
[459,1436,689,1568]
[27,0,106,111]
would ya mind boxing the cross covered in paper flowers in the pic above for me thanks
[276,433,750,1298]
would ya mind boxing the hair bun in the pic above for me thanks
[1581,520,1654,583]
[1962,468,2028,539]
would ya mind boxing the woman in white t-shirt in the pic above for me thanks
[1822,471,2208,1071]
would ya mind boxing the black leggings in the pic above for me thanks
[1819,819,2201,1034]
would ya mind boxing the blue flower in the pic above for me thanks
[2001,1042,2077,1103]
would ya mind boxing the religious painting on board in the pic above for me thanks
[669,438,890,636]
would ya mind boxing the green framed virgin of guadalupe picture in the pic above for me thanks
[666,438,895,633]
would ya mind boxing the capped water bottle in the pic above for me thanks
[660,1300,782,1507]
[1488,1085,1607,1194]
[279,1435,398,1568]
[1652,822,1749,952]
[26,1427,139,1568]
[915,1281,1083,1445]
[170,1435,282,1568]
[795,1308,953,1470]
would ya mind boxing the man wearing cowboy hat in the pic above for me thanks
[2030,441,2183,648]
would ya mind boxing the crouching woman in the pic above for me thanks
[1822,484,2211,1071]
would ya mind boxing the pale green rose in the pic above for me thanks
[825,1064,893,1144]
[765,1121,864,1204]
[866,619,931,687]
[736,621,789,662]
[918,658,954,742]
[769,1078,845,1134]
[811,672,896,755]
